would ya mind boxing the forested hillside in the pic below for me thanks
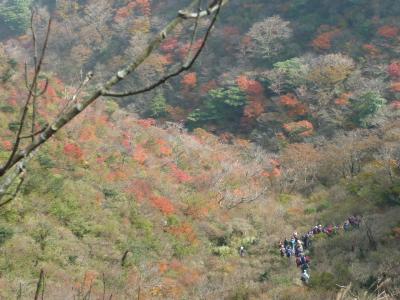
[0,0,399,299]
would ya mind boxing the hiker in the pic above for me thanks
[293,231,298,241]
[354,215,362,228]
[239,246,245,257]
[302,233,311,249]
[301,270,310,283]
[280,245,286,257]
[284,238,289,248]
[324,224,333,236]
[295,240,303,256]
[290,237,296,252]
[348,215,356,227]
[285,246,292,258]
[312,225,319,234]
[343,220,350,232]
[296,254,310,267]
[301,261,310,272]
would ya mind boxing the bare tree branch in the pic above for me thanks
[0,0,229,201]
[179,0,227,19]
[103,0,223,97]
[0,18,52,174]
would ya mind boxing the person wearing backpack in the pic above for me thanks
[285,246,292,258]
[343,220,350,232]
[280,245,286,257]
[302,233,311,249]
[290,237,296,252]
[301,261,310,272]
[301,270,310,283]
[239,246,245,257]
[284,238,289,248]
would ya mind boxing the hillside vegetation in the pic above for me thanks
[0,0,399,299]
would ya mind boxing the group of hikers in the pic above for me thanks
[278,215,362,284]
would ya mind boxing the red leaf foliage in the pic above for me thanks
[64,143,84,159]
[236,75,263,95]
[388,62,400,77]
[181,72,197,88]
[170,163,192,183]
[149,195,175,215]
[136,118,156,128]
[132,144,148,164]
[2,140,13,151]
[377,25,399,38]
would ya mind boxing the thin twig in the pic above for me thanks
[20,126,47,139]
[0,18,52,175]
[0,174,25,208]
[103,0,223,97]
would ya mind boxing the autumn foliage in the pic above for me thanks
[149,195,175,214]
[133,144,148,164]
[283,120,314,137]
[181,72,197,88]
[311,28,340,50]
[236,75,264,95]
[334,93,352,106]
[388,62,400,77]
[377,25,399,38]
[64,143,84,159]
[279,94,300,107]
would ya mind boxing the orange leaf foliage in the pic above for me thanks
[136,118,156,128]
[279,94,300,107]
[334,93,352,106]
[132,144,148,164]
[312,29,340,50]
[157,139,172,156]
[283,120,314,137]
[181,72,197,88]
[236,75,264,95]
[377,25,399,38]
[390,82,400,92]
[167,222,197,243]
[170,163,192,183]
[149,195,175,215]
[64,143,84,159]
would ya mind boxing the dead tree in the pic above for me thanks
[0,0,229,205]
